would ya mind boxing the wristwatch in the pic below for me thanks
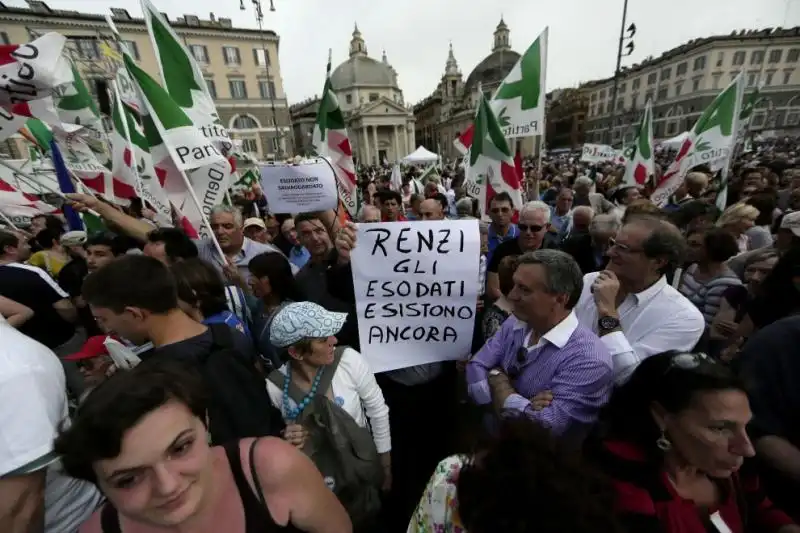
[598,315,621,333]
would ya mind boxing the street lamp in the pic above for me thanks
[607,0,636,146]
[241,0,283,160]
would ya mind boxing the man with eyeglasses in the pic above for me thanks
[573,215,705,384]
[486,192,519,263]
[467,250,614,442]
[486,200,551,300]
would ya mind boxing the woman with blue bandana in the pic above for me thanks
[266,301,392,493]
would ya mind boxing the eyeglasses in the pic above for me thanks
[518,223,546,233]
[508,347,528,380]
[608,237,644,254]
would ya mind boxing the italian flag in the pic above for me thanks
[311,50,358,218]
[3,96,61,129]
[0,177,57,218]
[467,89,524,216]
[0,33,72,105]
[652,73,744,206]
[622,99,654,187]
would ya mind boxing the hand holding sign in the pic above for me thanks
[335,221,358,265]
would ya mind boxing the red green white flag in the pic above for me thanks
[622,99,654,187]
[0,32,72,105]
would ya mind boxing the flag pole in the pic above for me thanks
[177,167,226,261]
[0,211,20,231]
[0,159,67,199]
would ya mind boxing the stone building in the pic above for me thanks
[545,87,591,150]
[413,18,536,161]
[289,24,416,165]
[585,26,800,144]
[0,0,292,160]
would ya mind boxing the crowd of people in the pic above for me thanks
[1,135,800,533]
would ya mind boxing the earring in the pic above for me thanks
[656,430,672,451]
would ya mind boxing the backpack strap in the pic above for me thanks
[317,346,345,397]
[248,438,267,506]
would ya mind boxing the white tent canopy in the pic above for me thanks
[402,146,440,164]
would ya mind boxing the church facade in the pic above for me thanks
[289,25,416,165]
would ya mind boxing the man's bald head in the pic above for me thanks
[420,198,445,220]
[359,204,381,223]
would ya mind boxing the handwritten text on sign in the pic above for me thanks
[351,220,480,373]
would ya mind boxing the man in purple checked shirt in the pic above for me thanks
[467,249,614,443]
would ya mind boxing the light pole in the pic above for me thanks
[607,0,636,146]
[241,0,284,160]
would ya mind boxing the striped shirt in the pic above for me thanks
[678,264,742,324]
[477,254,487,296]
[466,312,614,439]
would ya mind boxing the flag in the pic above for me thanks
[235,168,259,188]
[3,96,61,128]
[390,164,402,191]
[622,99,654,187]
[122,54,226,173]
[0,33,72,105]
[467,89,524,216]
[311,49,358,218]
[81,211,107,235]
[49,140,83,231]
[453,27,548,154]
[0,177,56,218]
[56,62,102,129]
[20,117,53,151]
[0,106,30,143]
[652,73,744,206]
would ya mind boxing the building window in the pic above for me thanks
[768,49,783,64]
[693,56,706,71]
[788,49,800,63]
[598,102,604,114]
[647,72,657,85]
[241,138,258,153]
[675,82,683,96]
[765,72,774,86]
[692,79,701,91]
[752,113,765,128]
[368,93,379,102]
[631,92,639,107]
[676,62,688,76]
[223,46,241,65]
[205,78,216,99]
[645,91,654,103]
[590,93,597,101]
[632,78,641,90]
[123,40,139,60]
[190,45,208,63]
[259,80,275,99]
[616,99,623,112]
[618,82,627,93]
[661,67,672,80]
[229,80,247,99]
[76,38,99,59]
[599,89,606,99]
[784,70,794,85]
[657,87,668,100]
[253,48,270,66]
[712,74,721,90]
[730,71,740,82]
[345,94,352,104]
[787,112,800,126]
[232,115,258,129]
[748,73,758,87]
[716,51,725,67]
[666,122,676,135]
[750,50,764,65]
[732,51,746,66]
[0,32,10,45]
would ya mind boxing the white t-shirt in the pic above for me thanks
[0,324,102,533]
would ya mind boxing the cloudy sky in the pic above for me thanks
[22,0,800,104]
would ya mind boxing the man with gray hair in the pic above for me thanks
[467,249,614,440]
[486,200,552,300]
[573,176,615,215]
[358,204,381,223]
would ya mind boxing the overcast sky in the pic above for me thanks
[21,0,800,104]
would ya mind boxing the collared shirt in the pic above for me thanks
[466,312,614,438]
[288,245,311,269]
[195,237,294,282]
[550,206,571,234]
[574,273,705,385]
[487,223,519,264]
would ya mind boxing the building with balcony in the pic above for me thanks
[290,24,416,165]
[0,0,292,160]
[585,27,800,146]
[544,87,592,150]
[413,18,535,161]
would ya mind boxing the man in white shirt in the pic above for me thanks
[0,320,102,533]
[574,215,705,384]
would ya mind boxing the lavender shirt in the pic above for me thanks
[467,312,614,438]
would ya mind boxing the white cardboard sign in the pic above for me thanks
[350,220,480,373]
[259,160,338,214]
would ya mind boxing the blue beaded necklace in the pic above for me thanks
[282,365,324,422]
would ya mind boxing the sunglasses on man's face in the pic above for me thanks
[518,223,546,233]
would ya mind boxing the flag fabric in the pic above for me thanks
[652,73,745,206]
[390,164,403,191]
[453,27,548,154]
[3,96,61,128]
[0,33,72,105]
[235,168,260,188]
[311,49,358,218]
[49,140,83,231]
[81,211,107,235]
[467,90,524,216]
[622,99,654,187]
[20,117,54,151]
[0,177,56,218]
[0,106,30,143]
[56,62,102,129]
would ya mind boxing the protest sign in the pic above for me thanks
[351,219,480,373]
[580,143,626,165]
[260,159,338,214]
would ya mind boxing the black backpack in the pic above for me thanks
[202,323,285,444]
[268,347,383,529]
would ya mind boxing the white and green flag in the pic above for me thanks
[652,73,744,206]
[622,99,654,187]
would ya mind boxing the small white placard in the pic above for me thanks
[259,160,338,214]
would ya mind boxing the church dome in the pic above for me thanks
[464,18,519,94]
[330,23,398,90]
